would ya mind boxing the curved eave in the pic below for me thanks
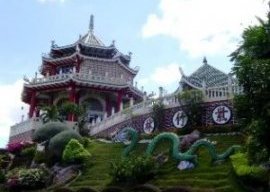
[180,76,203,90]
[42,53,77,63]
[51,43,77,51]
[23,79,144,101]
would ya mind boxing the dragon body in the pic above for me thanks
[122,128,240,165]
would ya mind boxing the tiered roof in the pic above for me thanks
[179,57,235,89]
[41,15,133,70]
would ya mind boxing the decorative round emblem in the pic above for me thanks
[172,110,188,128]
[143,117,155,134]
[212,105,231,124]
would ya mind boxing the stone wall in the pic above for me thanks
[95,100,235,138]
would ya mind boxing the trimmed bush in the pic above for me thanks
[230,153,268,186]
[62,139,91,164]
[32,122,68,143]
[48,130,82,158]
[110,155,158,184]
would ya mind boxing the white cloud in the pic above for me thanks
[142,0,268,57]
[138,63,181,89]
[150,63,181,86]
[0,80,28,147]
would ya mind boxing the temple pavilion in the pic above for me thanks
[10,15,144,143]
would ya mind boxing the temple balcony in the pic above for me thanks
[25,72,135,88]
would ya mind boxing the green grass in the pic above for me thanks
[69,135,245,192]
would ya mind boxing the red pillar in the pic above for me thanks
[116,91,123,112]
[29,91,36,118]
[68,84,76,121]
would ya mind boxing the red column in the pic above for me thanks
[29,91,36,118]
[116,91,123,112]
[68,85,76,121]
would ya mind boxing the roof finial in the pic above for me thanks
[203,56,207,65]
[89,14,94,33]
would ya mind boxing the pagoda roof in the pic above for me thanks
[46,15,131,66]
[180,57,235,89]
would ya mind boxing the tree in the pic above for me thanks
[230,5,270,163]
[40,105,62,123]
[178,89,203,127]
[152,101,165,130]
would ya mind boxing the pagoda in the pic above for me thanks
[10,15,144,143]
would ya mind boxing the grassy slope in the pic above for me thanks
[70,135,245,192]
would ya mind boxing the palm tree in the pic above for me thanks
[40,105,63,123]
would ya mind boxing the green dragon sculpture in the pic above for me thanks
[122,128,240,165]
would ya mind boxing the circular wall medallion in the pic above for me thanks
[172,110,188,128]
[212,105,231,124]
[143,117,155,134]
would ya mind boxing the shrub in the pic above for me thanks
[6,167,49,190]
[80,137,91,148]
[110,155,158,184]
[21,146,36,160]
[34,151,46,164]
[32,122,68,143]
[230,153,268,187]
[6,141,33,154]
[0,170,5,183]
[48,130,82,158]
[62,139,91,164]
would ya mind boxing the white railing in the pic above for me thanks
[89,94,179,135]
[10,118,42,137]
[29,73,127,86]
[203,84,243,102]
[89,84,243,136]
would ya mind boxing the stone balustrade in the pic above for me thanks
[10,118,42,137]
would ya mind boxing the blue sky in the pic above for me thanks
[0,0,268,147]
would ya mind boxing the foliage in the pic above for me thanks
[80,137,92,148]
[40,105,63,123]
[48,130,82,158]
[32,122,68,143]
[76,187,99,192]
[230,6,270,164]
[60,102,88,136]
[21,146,36,160]
[33,151,46,164]
[53,187,74,192]
[110,155,158,184]
[230,153,268,187]
[62,139,91,164]
[152,101,165,130]
[101,186,124,192]
[6,167,49,190]
[0,170,5,183]
[245,119,269,163]
[6,141,33,154]
[130,184,161,192]
[178,90,203,127]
